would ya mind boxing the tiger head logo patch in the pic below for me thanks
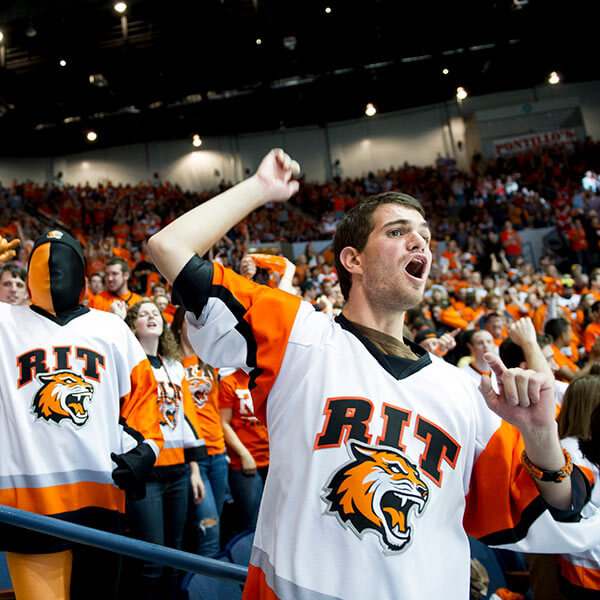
[32,370,94,426]
[322,441,429,554]
[158,396,179,430]
[188,375,212,410]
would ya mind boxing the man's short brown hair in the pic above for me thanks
[333,192,425,301]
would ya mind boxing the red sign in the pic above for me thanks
[493,128,577,157]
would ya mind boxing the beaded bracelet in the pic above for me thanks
[521,448,573,483]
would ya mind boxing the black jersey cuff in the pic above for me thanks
[172,255,214,318]
[545,465,591,523]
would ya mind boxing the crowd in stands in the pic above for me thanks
[3,138,600,598]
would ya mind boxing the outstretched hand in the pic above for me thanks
[508,317,537,348]
[255,149,300,203]
[479,352,556,433]
[0,236,20,263]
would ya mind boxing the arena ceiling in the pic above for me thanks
[0,0,597,157]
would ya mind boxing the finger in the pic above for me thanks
[501,369,519,406]
[291,160,301,178]
[450,328,460,337]
[483,353,507,380]
[527,372,543,405]
[288,180,300,196]
[479,373,499,408]
[514,370,531,408]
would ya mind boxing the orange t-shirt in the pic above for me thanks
[552,344,578,382]
[182,357,225,455]
[583,322,600,353]
[88,289,143,312]
[86,257,106,278]
[219,369,269,470]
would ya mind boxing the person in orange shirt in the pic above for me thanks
[589,268,600,302]
[567,217,589,273]
[171,308,228,558]
[583,302,600,355]
[219,368,270,533]
[500,220,523,265]
[545,318,600,382]
[88,257,143,314]
[483,312,508,346]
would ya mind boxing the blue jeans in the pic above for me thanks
[228,466,268,531]
[191,451,229,557]
[126,471,189,600]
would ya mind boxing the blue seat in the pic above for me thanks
[224,529,254,567]
[180,554,243,600]
[0,552,12,591]
[469,536,507,599]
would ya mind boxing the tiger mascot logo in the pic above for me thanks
[32,370,94,426]
[322,441,429,554]
[188,375,212,410]
[158,396,179,430]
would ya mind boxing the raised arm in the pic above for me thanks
[147,149,300,284]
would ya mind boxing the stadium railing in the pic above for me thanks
[0,504,248,585]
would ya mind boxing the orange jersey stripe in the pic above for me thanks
[0,481,125,516]
[464,420,541,541]
[559,556,600,590]
[243,565,279,600]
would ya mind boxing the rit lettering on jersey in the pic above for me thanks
[17,346,104,427]
[157,381,183,430]
[315,396,461,555]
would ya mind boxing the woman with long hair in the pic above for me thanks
[171,306,229,557]
[557,374,600,598]
[124,299,206,600]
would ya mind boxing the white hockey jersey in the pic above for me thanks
[0,303,163,518]
[174,258,600,600]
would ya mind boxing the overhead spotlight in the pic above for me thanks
[113,1,127,14]
[86,131,98,142]
[25,23,37,38]
[192,134,202,148]
[442,68,449,75]
[0,32,4,43]
[325,7,332,13]
[456,86,468,100]
[365,102,376,117]
[548,71,560,85]
[256,38,262,45]
[59,59,67,67]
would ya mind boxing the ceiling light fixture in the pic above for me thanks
[256,38,262,45]
[442,68,449,75]
[86,131,98,142]
[365,102,376,117]
[113,2,127,14]
[192,134,202,148]
[548,71,560,85]
[59,59,67,67]
[325,7,332,13]
[456,86,468,100]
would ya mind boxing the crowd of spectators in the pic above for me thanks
[3,138,600,598]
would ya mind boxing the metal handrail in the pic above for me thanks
[0,505,247,585]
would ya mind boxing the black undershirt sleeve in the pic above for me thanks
[171,255,214,318]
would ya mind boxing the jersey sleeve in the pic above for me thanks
[173,255,301,415]
[463,405,600,554]
[180,375,208,462]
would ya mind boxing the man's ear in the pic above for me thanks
[339,246,363,276]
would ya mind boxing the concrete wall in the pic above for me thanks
[1,80,599,187]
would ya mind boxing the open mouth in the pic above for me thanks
[404,256,427,280]
[380,489,427,545]
[66,393,91,421]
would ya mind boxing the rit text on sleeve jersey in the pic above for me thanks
[174,256,600,600]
